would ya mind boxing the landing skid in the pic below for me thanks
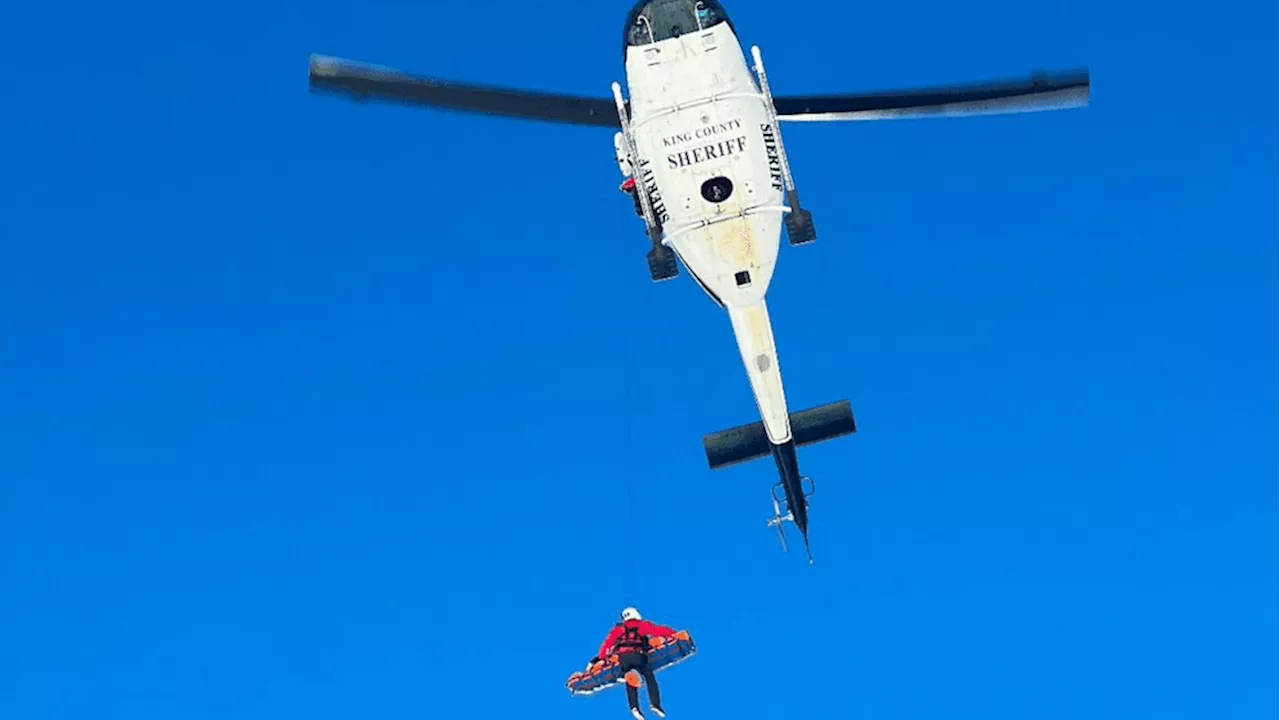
[751,46,818,247]
[611,81,679,283]
[647,246,679,281]
[766,476,816,563]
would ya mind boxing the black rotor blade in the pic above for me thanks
[772,69,1090,122]
[308,54,621,128]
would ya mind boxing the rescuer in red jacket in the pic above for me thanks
[591,607,677,719]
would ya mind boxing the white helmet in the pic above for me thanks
[620,607,642,622]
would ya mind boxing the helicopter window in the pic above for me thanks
[628,22,651,46]
[693,2,727,29]
[625,0,730,48]
[701,176,734,203]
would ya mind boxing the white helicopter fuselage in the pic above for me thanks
[622,20,795,446]
[306,0,1086,559]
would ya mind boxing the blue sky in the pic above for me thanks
[0,1,1273,718]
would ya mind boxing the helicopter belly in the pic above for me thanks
[639,99,786,307]
[671,211,781,307]
[623,23,787,307]
[658,96,785,307]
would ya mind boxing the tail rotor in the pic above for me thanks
[766,476,816,563]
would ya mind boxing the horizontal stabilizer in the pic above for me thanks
[703,400,856,470]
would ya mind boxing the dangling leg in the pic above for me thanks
[640,659,664,717]
[619,654,646,719]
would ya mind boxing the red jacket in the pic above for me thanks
[597,619,677,660]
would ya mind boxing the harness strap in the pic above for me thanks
[613,622,648,653]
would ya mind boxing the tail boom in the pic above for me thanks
[726,300,791,444]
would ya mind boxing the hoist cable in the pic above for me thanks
[622,306,639,600]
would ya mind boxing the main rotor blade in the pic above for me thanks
[308,54,621,128]
[772,69,1090,122]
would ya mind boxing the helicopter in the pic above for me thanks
[307,0,1090,563]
